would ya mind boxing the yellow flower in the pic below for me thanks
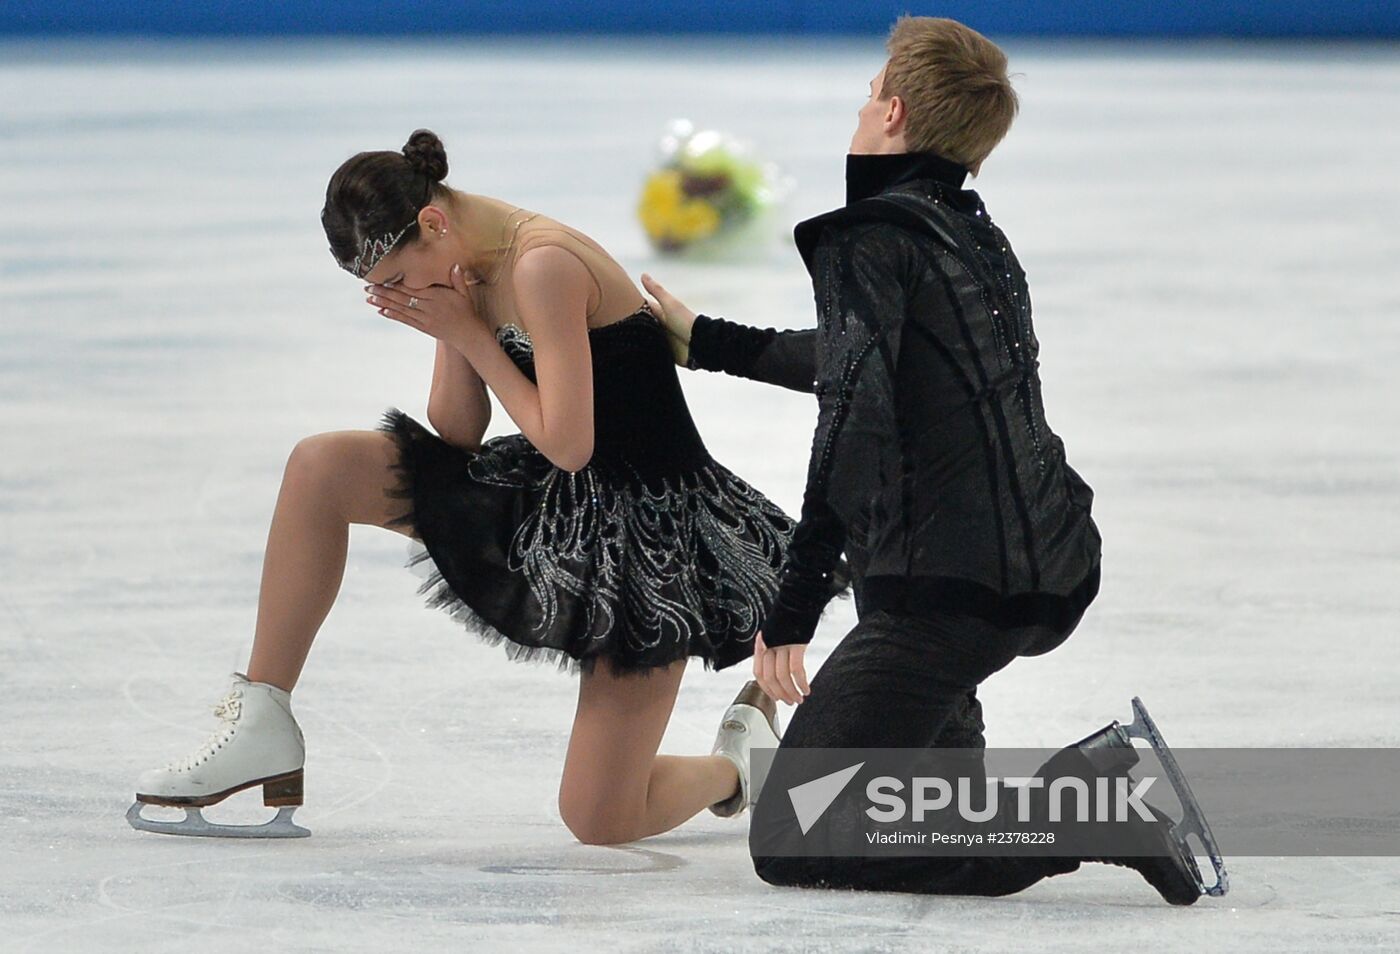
[638,171,683,240]
[638,169,722,248]
[641,170,683,211]
[674,200,720,241]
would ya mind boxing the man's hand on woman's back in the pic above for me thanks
[641,272,696,366]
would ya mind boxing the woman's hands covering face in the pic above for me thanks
[366,263,488,348]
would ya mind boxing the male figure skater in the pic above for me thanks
[642,16,1223,904]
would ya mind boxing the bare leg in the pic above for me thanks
[245,431,417,691]
[558,657,741,845]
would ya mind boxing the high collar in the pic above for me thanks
[845,150,969,205]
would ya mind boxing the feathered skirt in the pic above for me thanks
[377,408,797,676]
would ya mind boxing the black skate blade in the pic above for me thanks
[1122,697,1228,897]
[126,802,310,839]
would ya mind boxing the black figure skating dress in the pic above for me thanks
[377,304,796,675]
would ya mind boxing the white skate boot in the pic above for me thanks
[127,673,309,838]
[709,680,782,818]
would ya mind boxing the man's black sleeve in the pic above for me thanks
[760,229,909,647]
[686,315,818,394]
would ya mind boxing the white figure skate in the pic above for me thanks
[127,673,309,838]
[710,680,782,817]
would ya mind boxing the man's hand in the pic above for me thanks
[753,630,810,706]
[640,272,696,366]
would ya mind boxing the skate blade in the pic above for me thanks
[126,801,310,839]
[1122,696,1228,897]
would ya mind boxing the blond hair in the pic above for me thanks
[881,16,1018,172]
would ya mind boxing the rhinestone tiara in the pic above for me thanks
[336,221,414,279]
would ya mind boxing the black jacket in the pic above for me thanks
[688,151,1102,646]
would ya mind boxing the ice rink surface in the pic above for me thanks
[2,35,1398,952]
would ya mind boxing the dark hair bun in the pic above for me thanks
[402,129,449,183]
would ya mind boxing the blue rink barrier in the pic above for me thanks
[3,1,1397,39]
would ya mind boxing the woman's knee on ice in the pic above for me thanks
[557,786,639,846]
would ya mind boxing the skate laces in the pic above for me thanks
[165,686,244,774]
[211,688,243,722]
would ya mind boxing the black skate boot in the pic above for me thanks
[1089,798,1204,906]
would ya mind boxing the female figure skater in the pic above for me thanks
[127,130,791,842]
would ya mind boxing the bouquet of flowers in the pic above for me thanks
[636,119,794,259]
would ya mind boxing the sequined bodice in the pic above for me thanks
[494,308,711,478]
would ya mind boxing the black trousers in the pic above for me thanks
[751,584,1095,897]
